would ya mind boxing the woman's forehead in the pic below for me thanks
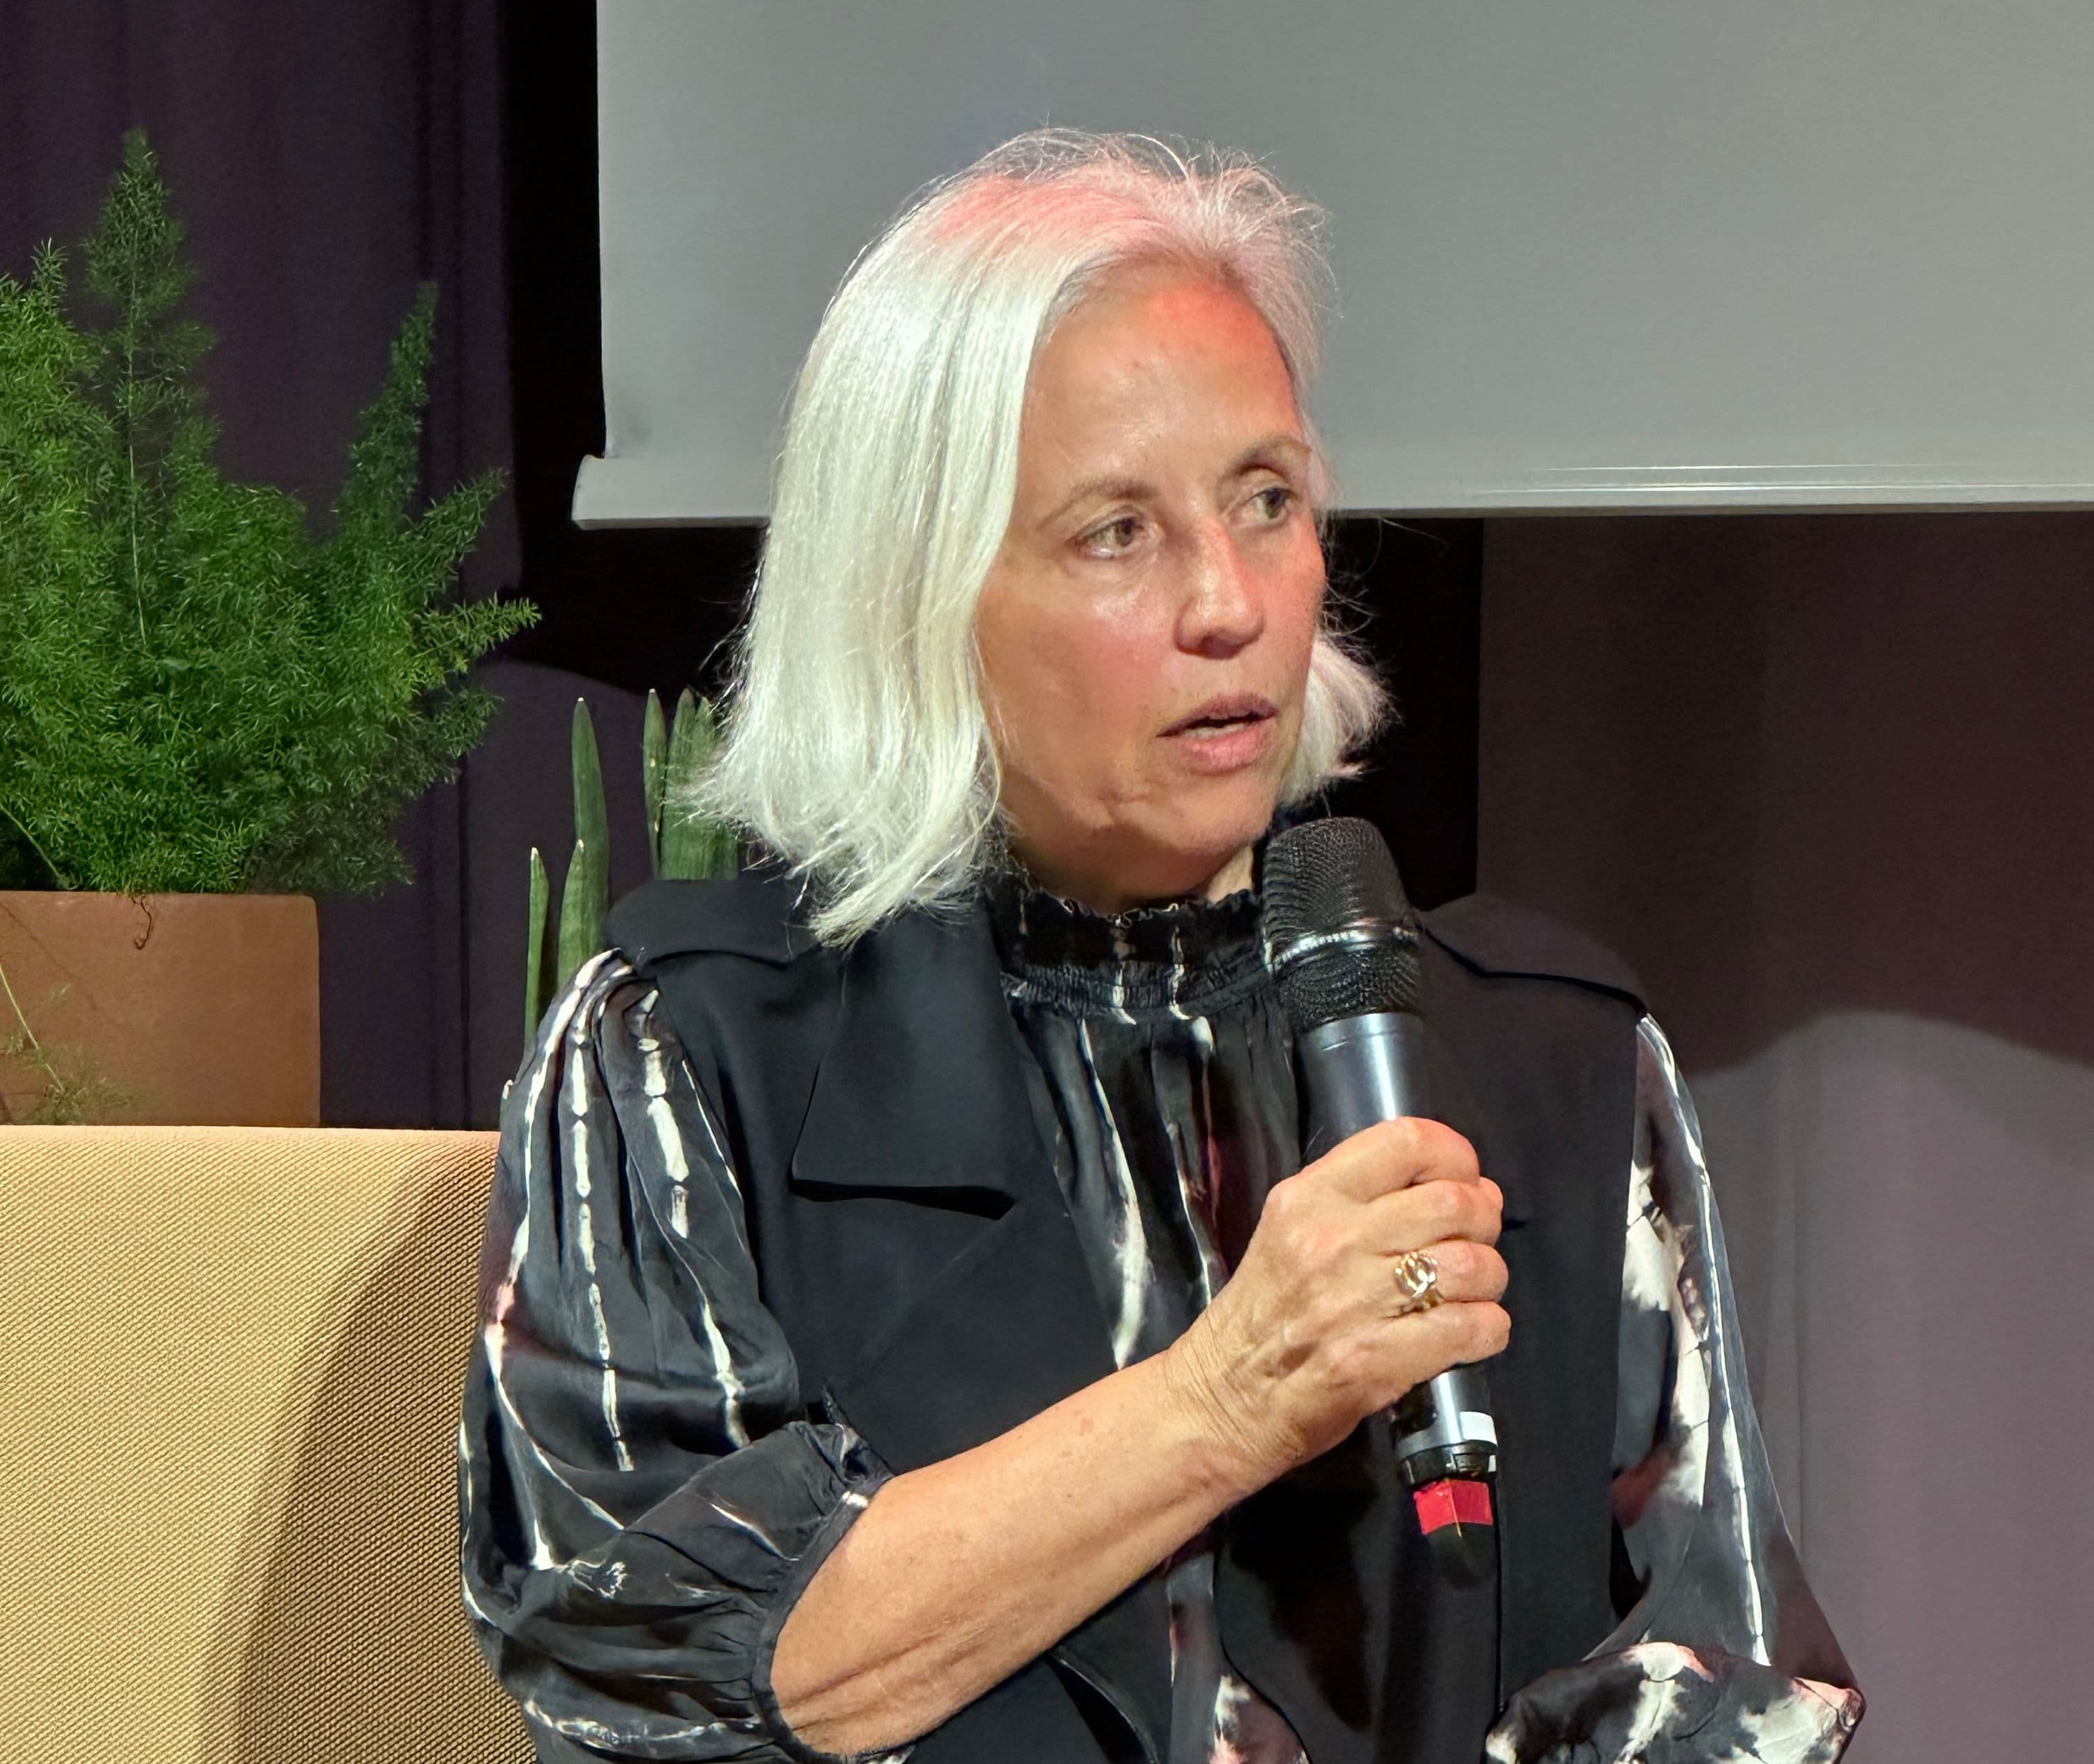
[1017,270,1306,488]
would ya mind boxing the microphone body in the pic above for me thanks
[1263,819,1501,1574]
[1297,1011,1499,1522]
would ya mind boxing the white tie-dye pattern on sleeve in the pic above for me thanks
[1483,1017,1863,1763]
[459,956,904,1763]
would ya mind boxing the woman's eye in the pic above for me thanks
[1251,485,1294,522]
[1081,515,1143,556]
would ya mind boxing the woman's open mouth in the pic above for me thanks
[1162,695,1279,772]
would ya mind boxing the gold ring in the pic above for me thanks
[1392,1249,1443,1316]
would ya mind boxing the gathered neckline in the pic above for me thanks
[981,869,1272,1017]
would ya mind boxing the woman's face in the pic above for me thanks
[974,263,1326,912]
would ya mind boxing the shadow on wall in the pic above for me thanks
[1689,1011,2093,1764]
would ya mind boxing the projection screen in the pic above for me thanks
[580,0,2094,524]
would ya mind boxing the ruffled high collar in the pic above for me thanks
[982,868,1271,1017]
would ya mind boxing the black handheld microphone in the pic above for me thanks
[1263,817,1498,1582]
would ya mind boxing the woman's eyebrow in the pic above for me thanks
[1039,474,1153,528]
[1041,435,1312,528]
[1228,432,1312,474]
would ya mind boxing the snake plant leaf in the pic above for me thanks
[659,690,735,880]
[524,844,553,1043]
[555,833,608,996]
[643,688,668,877]
[570,698,609,902]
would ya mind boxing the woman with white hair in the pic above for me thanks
[460,132,1861,1764]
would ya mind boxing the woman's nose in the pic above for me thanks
[1174,522,1266,658]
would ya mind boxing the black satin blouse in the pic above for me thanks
[458,877,1862,1764]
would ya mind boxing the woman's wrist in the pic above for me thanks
[1152,1329,1287,1502]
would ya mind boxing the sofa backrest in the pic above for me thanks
[0,1125,531,1764]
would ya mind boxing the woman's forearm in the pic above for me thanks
[771,1124,1511,1756]
[769,1344,1258,1755]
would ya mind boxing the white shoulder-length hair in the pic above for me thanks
[692,128,1387,945]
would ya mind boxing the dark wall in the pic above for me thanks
[1,1,510,542]
[499,0,760,697]
[1476,511,2094,1764]
[1476,511,2094,1075]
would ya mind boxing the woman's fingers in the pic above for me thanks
[1365,1173,1503,1251]
[1394,1297,1512,1370]
[1307,1116,1480,1204]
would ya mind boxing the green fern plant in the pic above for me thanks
[523,689,737,1044]
[0,964,130,1124]
[0,130,535,896]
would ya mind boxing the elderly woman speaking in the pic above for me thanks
[460,132,1861,1764]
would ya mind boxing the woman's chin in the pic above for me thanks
[1188,765,1286,840]
[1142,799,1282,899]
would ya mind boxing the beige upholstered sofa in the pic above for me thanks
[0,1126,533,1763]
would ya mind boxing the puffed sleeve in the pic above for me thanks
[1485,1017,1865,1764]
[458,952,904,1764]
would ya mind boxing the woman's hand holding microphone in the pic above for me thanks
[1162,1116,1510,1492]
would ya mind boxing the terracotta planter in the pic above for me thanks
[0,893,319,1126]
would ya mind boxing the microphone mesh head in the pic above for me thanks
[1262,818,1424,1030]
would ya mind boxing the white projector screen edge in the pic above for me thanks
[571,452,2094,528]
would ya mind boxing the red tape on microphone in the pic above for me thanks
[1412,1478,1494,1533]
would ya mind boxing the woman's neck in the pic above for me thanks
[1194,842,1256,902]
[1006,839,1256,917]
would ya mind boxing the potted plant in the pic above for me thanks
[521,691,738,1054]
[0,132,534,1124]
